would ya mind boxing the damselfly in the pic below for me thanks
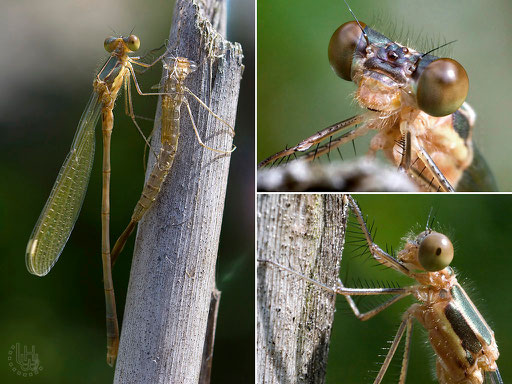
[110,55,236,264]
[257,1,497,192]
[25,34,163,366]
[258,195,503,383]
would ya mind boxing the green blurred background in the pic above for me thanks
[0,0,254,383]
[258,0,512,191]
[328,195,512,383]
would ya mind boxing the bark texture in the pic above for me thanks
[257,194,347,384]
[114,0,243,382]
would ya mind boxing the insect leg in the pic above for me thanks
[257,114,369,167]
[130,51,167,69]
[398,315,413,384]
[300,123,372,162]
[339,276,410,320]
[123,73,158,160]
[259,259,407,297]
[184,98,236,154]
[373,314,413,384]
[398,131,412,172]
[185,88,235,136]
[347,196,410,275]
[414,144,455,192]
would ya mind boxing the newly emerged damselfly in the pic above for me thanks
[25,34,164,366]
[110,55,236,264]
[258,195,504,383]
[257,1,497,192]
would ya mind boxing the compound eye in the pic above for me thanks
[328,21,366,81]
[418,232,454,271]
[416,58,468,117]
[125,35,140,51]
[104,37,117,52]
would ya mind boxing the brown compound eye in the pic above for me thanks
[328,21,367,81]
[125,35,140,51]
[416,58,468,117]
[418,232,454,271]
[104,37,118,52]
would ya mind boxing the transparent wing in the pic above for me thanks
[26,92,102,276]
[484,367,503,384]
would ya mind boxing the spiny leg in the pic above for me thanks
[398,131,412,172]
[339,275,410,321]
[300,123,372,162]
[259,259,408,298]
[257,114,368,167]
[399,316,413,384]
[373,314,413,384]
[347,196,410,275]
[337,196,416,321]
[414,144,454,192]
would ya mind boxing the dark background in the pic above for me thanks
[328,195,512,383]
[0,0,254,383]
[258,0,512,191]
